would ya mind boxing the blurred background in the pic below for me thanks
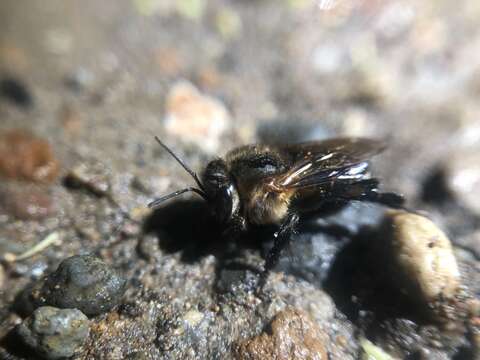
[0,0,479,358]
[1,0,479,201]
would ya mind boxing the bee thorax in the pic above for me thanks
[248,189,291,225]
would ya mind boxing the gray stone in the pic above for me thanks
[17,306,90,359]
[43,255,126,316]
[16,255,126,317]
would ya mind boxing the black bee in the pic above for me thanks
[149,136,404,288]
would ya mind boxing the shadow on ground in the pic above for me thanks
[141,199,474,358]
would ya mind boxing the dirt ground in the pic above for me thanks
[0,0,479,359]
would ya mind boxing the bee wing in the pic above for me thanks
[273,137,386,189]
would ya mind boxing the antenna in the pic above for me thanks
[149,136,208,208]
[148,187,207,209]
[154,136,205,192]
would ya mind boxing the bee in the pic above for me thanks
[149,136,404,288]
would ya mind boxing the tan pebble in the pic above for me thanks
[384,211,460,303]
[65,162,110,197]
[164,81,230,153]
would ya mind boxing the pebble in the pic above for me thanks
[17,255,126,317]
[0,186,55,220]
[381,211,461,305]
[42,255,126,316]
[443,149,480,215]
[164,80,230,153]
[16,306,89,359]
[64,162,111,197]
[234,308,328,360]
[0,130,59,183]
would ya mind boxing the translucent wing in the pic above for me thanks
[272,137,386,189]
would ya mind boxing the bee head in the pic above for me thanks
[202,159,240,224]
[148,137,239,224]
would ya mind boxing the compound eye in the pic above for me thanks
[214,185,233,224]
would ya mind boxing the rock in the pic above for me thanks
[0,130,59,183]
[381,211,461,305]
[234,308,328,360]
[0,185,55,220]
[42,255,126,316]
[17,255,126,317]
[0,76,33,108]
[443,149,480,216]
[164,80,230,153]
[16,306,89,359]
[64,162,111,197]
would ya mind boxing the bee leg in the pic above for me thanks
[256,213,300,293]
